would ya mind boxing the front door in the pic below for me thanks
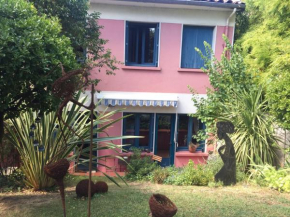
[155,114,175,167]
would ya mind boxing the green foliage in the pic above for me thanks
[29,0,119,74]
[238,0,290,129]
[152,155,247,186]
[151,167,170,184]
[125,148,158,181]
[190,37,255,134]
[173,160,214,186]
[221,88,280,170]
[0,169,25,191]
[5,94,134,190]
[0,0,77,120]
[5,95,91,190]
[249,164,290,193]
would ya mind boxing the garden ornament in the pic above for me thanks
[215,121,236,185]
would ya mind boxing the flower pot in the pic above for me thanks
[188,145,197,153]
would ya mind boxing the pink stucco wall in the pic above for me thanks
[91,19,234,95]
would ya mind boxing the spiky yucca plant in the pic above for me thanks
[220,88,280,170]
[5,94,135,190]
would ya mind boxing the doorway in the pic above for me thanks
[155,114,176,167]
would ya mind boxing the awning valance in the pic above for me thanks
[97,92,178,108]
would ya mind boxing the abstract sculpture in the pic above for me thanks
[76,179,95,197]
[94,181,108,193]
[215,121,236,186]
[149,194,177,217]
[44,159,70,217]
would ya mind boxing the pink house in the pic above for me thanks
[76,0,245,174]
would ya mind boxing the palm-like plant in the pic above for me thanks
[220,88,280,170]
[5,94,134,190]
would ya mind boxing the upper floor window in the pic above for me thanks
[125,22,159,67]
[181,25,214,69]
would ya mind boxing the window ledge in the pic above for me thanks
[175,151,208,157]
[177,68,204,73]
[122,66,162,71]
[118,152,153,157]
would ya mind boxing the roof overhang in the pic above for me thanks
[90,0,245,11]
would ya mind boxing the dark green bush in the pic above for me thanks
[0,169,25,191]
[125,148,158,181]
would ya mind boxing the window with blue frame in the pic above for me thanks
[125,22,159,67]
[123,113,154,151]
[181,25,214,69]
[177,114,205,152]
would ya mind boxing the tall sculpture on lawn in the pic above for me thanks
[215,121,236,185]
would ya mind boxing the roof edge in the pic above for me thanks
[115,0,245,10]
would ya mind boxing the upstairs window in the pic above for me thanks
[125,22,159,67]
[181,26,213,69]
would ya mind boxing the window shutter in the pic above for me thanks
[154,23,160,67]
[125,21,129,64]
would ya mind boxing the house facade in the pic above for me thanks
[83,0,245,173]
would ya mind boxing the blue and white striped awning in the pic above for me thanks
[97,92,178,108]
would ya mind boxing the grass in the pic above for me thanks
[1,175,290,217]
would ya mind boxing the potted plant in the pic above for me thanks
[188,141,199,153]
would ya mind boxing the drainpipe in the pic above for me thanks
[225,8,236,57]
[225,8,237,39]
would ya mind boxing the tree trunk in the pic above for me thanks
[0,112,4,146]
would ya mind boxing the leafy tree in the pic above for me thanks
[237,0,290,129]
[0,0,77,142]
[29,0,118,74]
[191,38,280,169]
[190,37,255,133]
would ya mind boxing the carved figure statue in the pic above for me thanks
[215,121,236,186]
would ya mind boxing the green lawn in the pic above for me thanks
[1,176,290,217]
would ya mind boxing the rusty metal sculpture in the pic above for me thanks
[48,64,96,217]
[76,179,95,197]
[94,181,108,194]
[44,159,70,217]
[149,194,177,217]
[215,121,236,186]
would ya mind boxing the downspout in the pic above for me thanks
[225,8,237,38]
[225,8,237,57]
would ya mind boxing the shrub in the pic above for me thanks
[151,167,170,184]
[249,164,290,192]
[172,160,214,186]
[0,169,25,191]
[125,148,158,181]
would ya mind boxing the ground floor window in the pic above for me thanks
[176,114,205,151]
[123,113,154,151]
[122,113,205,153]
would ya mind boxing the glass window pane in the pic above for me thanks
[123,114,136,146]
[139,114,151,147]
[127,22,157,65]
[177,115,189,148]
[157,115,171,157]
[144,27,155,63]
[128,27,137,63]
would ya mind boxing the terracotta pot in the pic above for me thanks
[188,145,197,153]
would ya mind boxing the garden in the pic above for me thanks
[1,0,290,217]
